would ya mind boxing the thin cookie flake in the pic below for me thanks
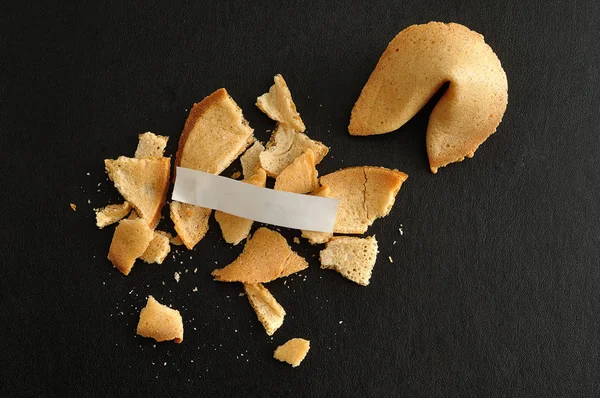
[274,150,319,194]
[134,132,169,159]
[107,218,154,276]
[136,296,183,343]
[211,227,307,283]
[170,235,184,246]
[175,88,255,175]
[273,338,310,367]
[244,283,286,336]
[256,74,306,132]
[259,124,328,177]
[170,201,211,250]
[140,230,171,264]
[240,141,265,179]
[319,166,407,234]
[95,202,132,229]
[104,156,170,228]
[319,236,379,286]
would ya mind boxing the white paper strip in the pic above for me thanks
[172,167,338,233]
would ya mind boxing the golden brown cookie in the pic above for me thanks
[349,22,508,173]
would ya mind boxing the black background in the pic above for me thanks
[2,0,599,396]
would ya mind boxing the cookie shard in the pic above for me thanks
[273,338,310,368]
[244,283,286,336]
[175,88,255,175]
[135,132,169,159]
[259,124,328,178]
[320,236,379,286]
[215,169,267,245]
[170,201,211,250]
[95,202,132,229]
[170,235,184,246]
[107,218,154,276]
[274,150,319,194]
[140,230,171,264]
[256,74,306,132]
[348,22,508,173]
[301,185,334,245]
[240,141,265,179]
[211,227,308,283]
[319,166,407,234]
[104,156,171,229]
[136,296,183,343]
[364,166,407,220]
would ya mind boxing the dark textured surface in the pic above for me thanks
[1,0,599,396]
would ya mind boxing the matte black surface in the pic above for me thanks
[2,1,599,396]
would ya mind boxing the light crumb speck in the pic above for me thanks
[174,272,180,282]
[389,256,393,263]
[293,237,300,244]
[193,287,198,292]
[69,203,76,211]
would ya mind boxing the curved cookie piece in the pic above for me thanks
[273,338,310,367]
[107,218,154,276]
[240,141,265,179]
[140,231,171,264]
[95,202,132,229]
[349,22,508,173]
[256,74,306,132]
[319,166,407,234]
[170,201,212,250]
[136,296,183,343]
[244,283,285,336]
[135,132,168,159]
[274,150,319,194]
[259,124,328,177]
[320,236,378,286]
[176,88,255,175]
[104,156,170,228]
[211,227,307,283]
